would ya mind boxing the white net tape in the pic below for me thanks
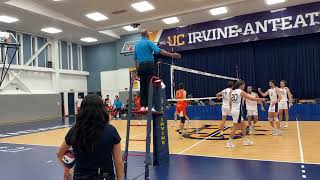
[167,97,217,102]
[171,65,238,81]
[169,64,239,99]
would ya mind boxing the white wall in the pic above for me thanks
[0,65,55,94]
[59,73,87,92]
[101,68,131,102]
[0,38,89,118]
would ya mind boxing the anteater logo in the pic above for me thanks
[176,124,269,140]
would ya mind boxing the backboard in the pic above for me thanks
[0,32,20,88]
[0,32,19,46]
[121,41,137,56]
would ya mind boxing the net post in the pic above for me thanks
[170,65,174,99]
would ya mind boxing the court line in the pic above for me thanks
[296,117,305,164]
[171,152,320,165]
[296,117,307,179]
[177,125,232,154]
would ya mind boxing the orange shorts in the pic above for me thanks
[176,105,187,117]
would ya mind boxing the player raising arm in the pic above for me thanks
[258,80,282,136]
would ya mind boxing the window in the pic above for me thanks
[16,33,23,65]
[58,41,62,69]
[44,39,51,67]
[0,30,7,64]
[30,36,38,66]
[67,43,73,70]
[0,45,6,64]
[77,45,82,70]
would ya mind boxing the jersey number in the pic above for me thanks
[223,91,228,99]
[231,94,238,102]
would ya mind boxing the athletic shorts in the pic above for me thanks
[221,105,231,116]
[247,110,258,116]
[176,106,187,117]
[278,101,288,110]
[268,103,278,113]
[231,110,244,123]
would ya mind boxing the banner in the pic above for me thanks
[156,2,320,51]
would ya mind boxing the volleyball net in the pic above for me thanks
[167,64,239,102]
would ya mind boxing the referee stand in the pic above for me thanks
[122,75,170,179]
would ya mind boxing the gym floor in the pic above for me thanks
[0,117,319,180]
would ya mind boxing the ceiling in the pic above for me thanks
[0,0,318,45]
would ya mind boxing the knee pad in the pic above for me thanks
[180,117,186,124]
[274,118,280,122]
[268,118,273,122]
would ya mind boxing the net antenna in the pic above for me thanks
[169,65,239,99]
[0,32,20,88]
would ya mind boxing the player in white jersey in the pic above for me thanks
[226,80,266,148]
[245,85,265,135]
[216,81,234,136]
[258,80,282,136]
[279,80,293,128]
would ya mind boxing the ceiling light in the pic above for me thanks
[41,27,62,34]
[270,8,287,13]
[0,15,19,23]
[123,25,139,32]
[86,12,108,21]
[265,0,286,5]
[131,1,155,12]
[80,37,98,42]
[162,17,179,24]
[209,7,228,16]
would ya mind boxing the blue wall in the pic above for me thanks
[115,33,140,69]
[83,33,140,92]
[84,42,117,92]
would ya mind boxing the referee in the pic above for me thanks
[134,29,181,111]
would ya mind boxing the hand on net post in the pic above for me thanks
[172,53,181,59]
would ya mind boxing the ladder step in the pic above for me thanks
[129,139,146,141]
[130,124,147,127]
[127,153,145,157]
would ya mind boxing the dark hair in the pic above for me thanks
[247,85,253,88]
[227,81,234,88]
[72,94,109,152]
[280,80,287,85]
[235,80,245,89]
[178,83,184,90]
[269,80,276,85]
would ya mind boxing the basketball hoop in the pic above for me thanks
[0,32,20,88]
[121,40,137,56]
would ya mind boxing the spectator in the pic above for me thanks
[113,95,123,119]
[104,95,110,106]
[76,95,83,114]
[56,94,124,180]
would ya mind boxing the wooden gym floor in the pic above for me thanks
[0,117,319,179]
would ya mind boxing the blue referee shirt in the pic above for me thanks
[134,37,161,64]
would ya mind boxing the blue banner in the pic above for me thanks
[157,2,320,51]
